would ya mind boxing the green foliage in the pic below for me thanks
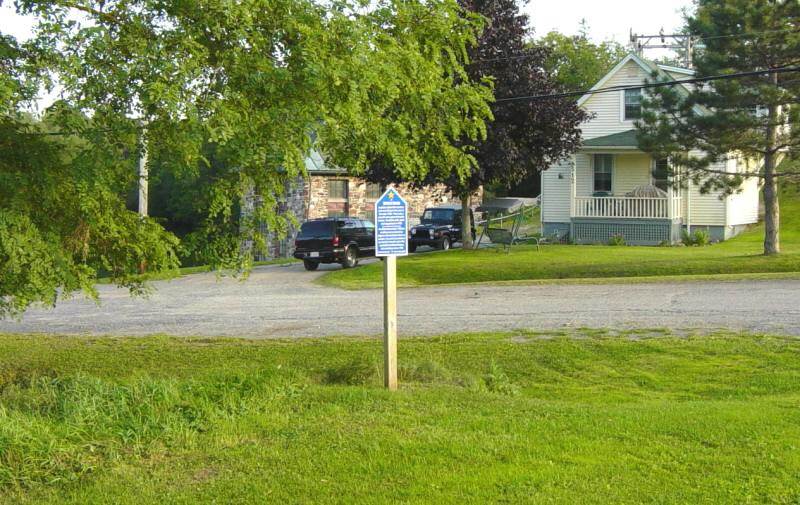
[481,360,518,395]
[2,0,494,313]
[538,22,627,91]
[681,229,712,247]
[608,233,626,246]
[366,0,587,234]
[0,110,181,317]
[638,0,800,181]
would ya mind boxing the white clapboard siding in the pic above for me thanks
[614,153,652,194]
[575,154,593,197]
[580,60,649,140]
[726,157,760,226]
[664,71,687,81]
[683,158,728,226]
[541,158,572,223]
[663,71,696,91]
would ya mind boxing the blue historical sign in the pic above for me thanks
[375,187,408,257]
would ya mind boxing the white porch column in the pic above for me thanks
[667,181,674,220]
[569,156,576,239]
[569,156,577,217]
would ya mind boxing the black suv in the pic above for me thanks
[293,217,375,270]
[409,205,475,252]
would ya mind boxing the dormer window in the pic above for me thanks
[624,89,642,120]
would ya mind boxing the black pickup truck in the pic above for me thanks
[409,205,475,252]
[293,217,375,270]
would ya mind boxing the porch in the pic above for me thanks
[572,195,683,220]
[566,136,684,244]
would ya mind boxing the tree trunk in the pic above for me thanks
[763,152,780,255]
[763,81,780,256]
[460,192,473,250]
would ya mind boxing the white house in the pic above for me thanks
[540,53,760,245]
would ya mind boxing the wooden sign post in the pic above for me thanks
[374,187,408,391]
[383,255,398,390]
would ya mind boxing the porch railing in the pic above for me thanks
[572,196,682,219]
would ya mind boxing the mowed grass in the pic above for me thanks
[320,186,800,289]
[1,331,800,503]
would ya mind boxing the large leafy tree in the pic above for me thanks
[499,23,625,197]
[538,21,627,92]
[1,0,492,316]
[2,30,181,317]
[637,0,800,255]
[367,0,588,248]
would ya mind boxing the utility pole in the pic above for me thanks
[629,28,696,68]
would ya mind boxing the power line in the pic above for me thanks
[494,66,800,103]
[472,28,799,66]
[698,28,799,42]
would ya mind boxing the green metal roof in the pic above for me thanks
[304,149,346,175]
[582,129,639,148]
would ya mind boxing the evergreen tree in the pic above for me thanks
[637,0,800,255]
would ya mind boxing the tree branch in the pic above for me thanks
[57,1,120,24]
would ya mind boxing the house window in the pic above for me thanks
[327,179,349,217]
[624,89,642,120]
[365,183,382,200]
[653,158,670,192]
[328,179,348,200]
[593,154,613,193]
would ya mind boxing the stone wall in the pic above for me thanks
[306,176,329,219]
[307,175,463,222]
[254,176,309,260]
[255,174,483,259]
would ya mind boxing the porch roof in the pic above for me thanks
[582,129,639,149]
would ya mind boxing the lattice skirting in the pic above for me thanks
[573,219,677,245]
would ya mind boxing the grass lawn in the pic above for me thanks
[1,331,799,503]
[320,186,800,289]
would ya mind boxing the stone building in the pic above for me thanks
[253,150,474,259]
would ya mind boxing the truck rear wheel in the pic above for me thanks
[342,246,358,268]
[303,260,319,271]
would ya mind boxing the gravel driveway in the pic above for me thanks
[2,260,799,337]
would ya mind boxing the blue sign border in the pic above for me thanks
[374,187,408,257]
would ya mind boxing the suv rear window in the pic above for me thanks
[421,209,455,224]
[298,220,334,237]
